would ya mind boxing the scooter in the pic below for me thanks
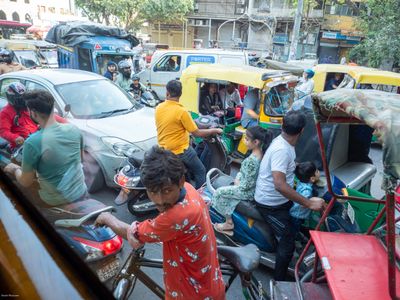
[113,115,231,215]
[130,87,161,108]
[44,199,123,282]
[0,139,123,282]
[202,167,360,275]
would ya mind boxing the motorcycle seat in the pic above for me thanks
[213,174,235,189]
[235,200,265,222]
[128,151,145,168]
[217,244,260,273]
[51,198,108,216]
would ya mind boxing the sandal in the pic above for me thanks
[214,222,234,233]
[214,223,234,236]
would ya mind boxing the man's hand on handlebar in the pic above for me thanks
[212,128,223,135]
[308,197,327,211]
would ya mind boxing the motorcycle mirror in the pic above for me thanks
[64,104,71,113]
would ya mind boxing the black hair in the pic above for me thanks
[282,110,306,135]
[295,161,317,183]
[140,146,186,191]
[166,80,182,98]
[23,90,54,116]
[246,126,273,153]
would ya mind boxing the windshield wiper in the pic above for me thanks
[97,106,136,118]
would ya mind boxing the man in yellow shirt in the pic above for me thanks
[156,80,222,188]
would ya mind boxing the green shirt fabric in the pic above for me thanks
[22,123,87,206]
[115,73,132,92]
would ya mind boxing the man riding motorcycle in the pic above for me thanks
[0,48,26,75]
[0,82,37,149]
[115,60,133,92]
[0,82,66,150]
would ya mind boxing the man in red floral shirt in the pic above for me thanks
[96,146,226,300]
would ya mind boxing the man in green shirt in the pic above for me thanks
[115,60,133,93]
[5,90,87,206]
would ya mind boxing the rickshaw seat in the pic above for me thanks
[234,125,246,136]
[332,162,376,191]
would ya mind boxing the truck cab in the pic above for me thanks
[57,36,139,75]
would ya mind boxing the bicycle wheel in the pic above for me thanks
[113,276,137,300]
[241,273,269,300]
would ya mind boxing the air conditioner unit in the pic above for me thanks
[237,0,245,5]
[236,8,245,14]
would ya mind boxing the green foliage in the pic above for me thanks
[75,0,142,29]
[349,0,400,67]
[139,0,194,24]
[75,0,194,31]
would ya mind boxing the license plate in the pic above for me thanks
[347,202,355,224]
[97,258,120,282]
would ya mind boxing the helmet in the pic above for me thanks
[304,69,315,79]
[6,82,26,109]
[0,48,14,64]
[118,60,132,78]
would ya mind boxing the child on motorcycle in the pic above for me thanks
[289,161,320,234]
[211,126,272,235]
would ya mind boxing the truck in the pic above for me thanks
[45,22,140,75]
[139,49,249,99]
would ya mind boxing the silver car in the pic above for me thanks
[0,69,157,192]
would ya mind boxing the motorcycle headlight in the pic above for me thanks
[101,137,142,157]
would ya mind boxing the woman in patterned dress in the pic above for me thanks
[212,126,272,234]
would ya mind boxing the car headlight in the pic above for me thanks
[101,137,143,157]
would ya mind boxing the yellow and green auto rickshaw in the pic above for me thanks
[180,63,298,157]
[314,64,400,93]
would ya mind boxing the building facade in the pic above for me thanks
[0,0,80,25]
[188,0,363,61]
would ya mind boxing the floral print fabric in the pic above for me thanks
[211,154,261,216]
[130,183,225,300]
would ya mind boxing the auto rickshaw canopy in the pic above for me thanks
[313,89,400,188]
[180,64,298,114]
[181,63,294,90]
[313,64,400,92]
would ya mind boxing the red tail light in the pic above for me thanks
[395,186,400,205]
[74,235,123,258]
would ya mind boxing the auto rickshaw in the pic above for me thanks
[0,39,43,68]
[313,64,400,93]
[180,63,298,157]
[271,89,400,300]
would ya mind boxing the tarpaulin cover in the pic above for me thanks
[45,21,139,48]
[312,89,400,188]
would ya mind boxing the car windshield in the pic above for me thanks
[263,84,294,116]
[40,49,58,64]
[55,79,141,119]
[14,50,41,68]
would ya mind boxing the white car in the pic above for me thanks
[0,69,157,192]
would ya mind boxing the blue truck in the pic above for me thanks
[46,22,140,75]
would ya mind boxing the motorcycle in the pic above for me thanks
[130,88,161,108]
[0,138,123,282]
[113,115,231,215]
[202,167,360,275]
[44,199,123,282]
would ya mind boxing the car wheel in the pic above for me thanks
[82,151,105,194]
